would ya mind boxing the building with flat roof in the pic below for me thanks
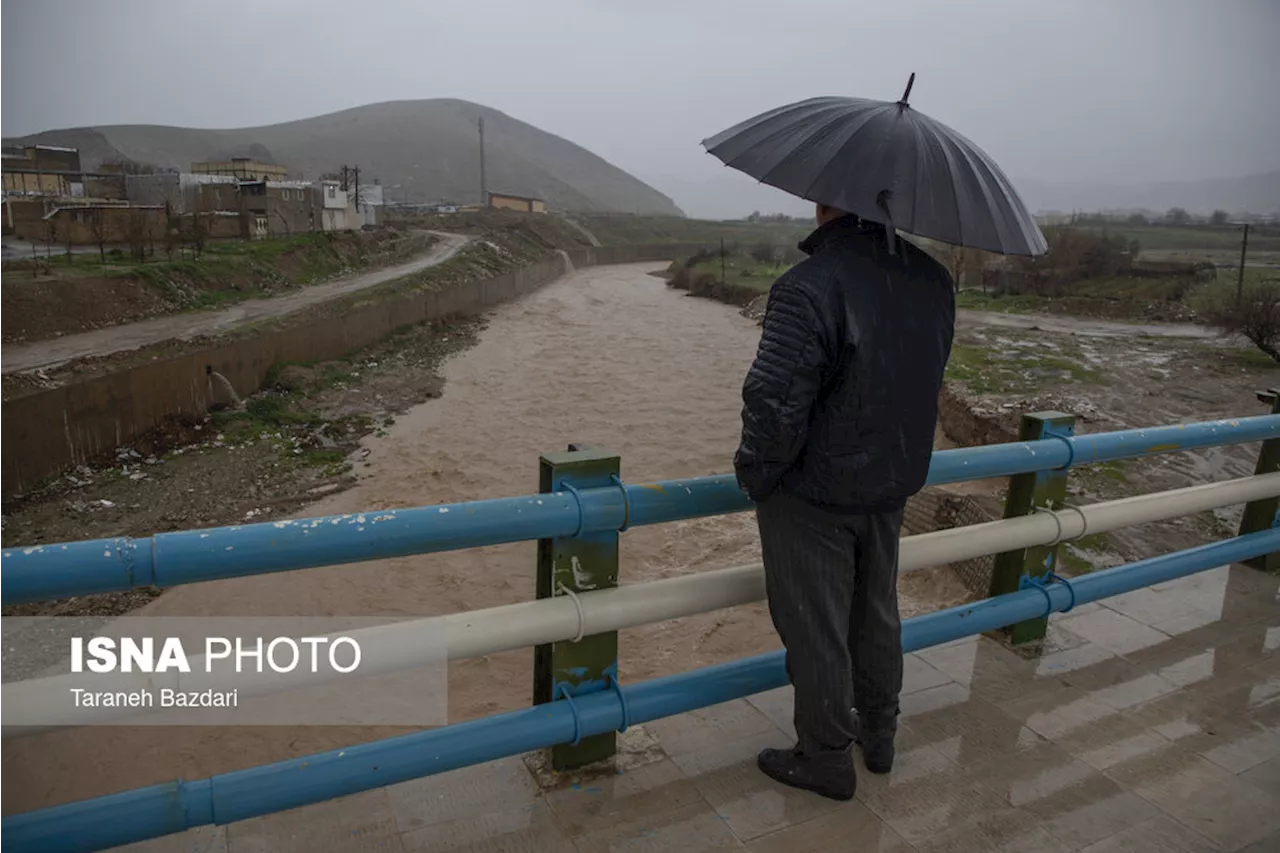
[488,191,546,214]
[190,157,287,181]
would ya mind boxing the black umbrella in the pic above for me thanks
[702,74,1047,256]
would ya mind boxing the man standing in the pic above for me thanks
[734,205,955,801]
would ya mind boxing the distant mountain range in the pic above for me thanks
[3,99,683,216]
[1015,172,1280,217]
[644,169,1280,222]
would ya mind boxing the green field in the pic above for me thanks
[682,253,792,293]
[575,214,810,249]
[1079,223,1280,254]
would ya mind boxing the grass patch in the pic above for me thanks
[945,341,1102,395]
[575,214,810,248]
[1083,460,1132,484]
[1079,224,1280,253]
[956,291,1050,313]
[687,255,791,293]
[1059,533,1115,574]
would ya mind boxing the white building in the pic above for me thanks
[356,183,384,227]
[315,180,360,232]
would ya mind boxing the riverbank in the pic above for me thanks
[1,228,441,346]
[1,311,487,617]
[695,262,1275,576]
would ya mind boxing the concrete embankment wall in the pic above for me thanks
[3,244,700,499]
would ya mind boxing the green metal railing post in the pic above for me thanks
[988,411,1076,644]
[532,444,620,769]
[1240,388,1280,571]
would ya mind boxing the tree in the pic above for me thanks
[1210,209,1229,226]
[943,244,991,292]
[1164,207,1191,226]
[1205,281,1280,363]
[125,209,149,262]
[188,211,208,258]
[1126,212,1149,226]
[88,209,108,262]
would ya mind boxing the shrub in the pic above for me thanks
[1202,282,1280,363]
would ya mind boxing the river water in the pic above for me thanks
[3,262,962,810]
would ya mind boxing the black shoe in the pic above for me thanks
[854,712,897,774]
[757,747,856,801]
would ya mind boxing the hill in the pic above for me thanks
[5,99,683,216]
[1016,171,1280,218]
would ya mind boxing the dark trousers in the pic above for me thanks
[756,492,905,753]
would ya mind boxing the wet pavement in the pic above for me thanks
[109,562,1280,852]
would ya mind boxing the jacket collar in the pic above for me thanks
[798,215,886,256]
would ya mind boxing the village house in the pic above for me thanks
[237,180,316,238]
[488,191,546,214]
[33,203,167,252]
[1,144,84,197]
[315,180,361,232]
[190,157,288,182]
[356,182,384,227]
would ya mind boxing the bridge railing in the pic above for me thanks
[2,408,1279,852]
[4,414,1278,604]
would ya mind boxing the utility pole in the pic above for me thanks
[1236,223,1250,306]
[352,165,360,209]
[478,117,487,208]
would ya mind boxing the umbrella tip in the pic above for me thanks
[899,72,916,106]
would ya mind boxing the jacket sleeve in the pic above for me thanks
[734,274,830,502]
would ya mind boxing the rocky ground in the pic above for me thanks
[941,322,1276,573]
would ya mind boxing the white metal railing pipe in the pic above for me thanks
[5,472,1277,737]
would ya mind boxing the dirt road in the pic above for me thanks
[2,261,973,811]
[1,231,471,375]
[956,309,1218,339]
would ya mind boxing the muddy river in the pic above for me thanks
[4,261,973,810]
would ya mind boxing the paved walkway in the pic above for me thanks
[2,231,471,374]
[108,562,1280,852]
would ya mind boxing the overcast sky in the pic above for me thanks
[4,0,1278,192]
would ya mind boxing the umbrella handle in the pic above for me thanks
[876,189,898,257]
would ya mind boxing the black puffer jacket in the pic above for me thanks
[734,216,955,513]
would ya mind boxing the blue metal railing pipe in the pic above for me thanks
[6,528,1277,853]
[4,414,1277,605]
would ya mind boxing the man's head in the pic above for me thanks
[815,203,853,226]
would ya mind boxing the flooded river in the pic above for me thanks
[4,262,964,810]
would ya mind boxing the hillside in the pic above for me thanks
[5,99,683,216]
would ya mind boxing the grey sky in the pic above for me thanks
[3,0,1278,196]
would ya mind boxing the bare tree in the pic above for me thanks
[944,244,990,292]
[88,209,108,262]
[1210,209,1229,226]
[125,209,149,262]
[1206,281,1280,363]
[188,211,208,258]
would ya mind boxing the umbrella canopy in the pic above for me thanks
[702,75,1047,256]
